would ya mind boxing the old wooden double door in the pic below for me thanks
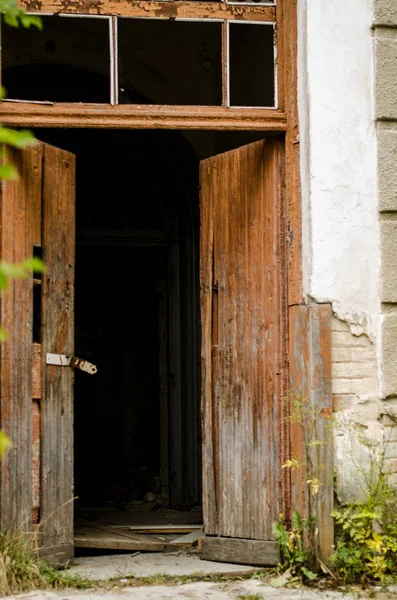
[0,137,285,563]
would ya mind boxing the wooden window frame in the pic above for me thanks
[0,0,287,125]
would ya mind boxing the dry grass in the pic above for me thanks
[0,529,91,596]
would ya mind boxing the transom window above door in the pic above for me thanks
[2,12,277,109]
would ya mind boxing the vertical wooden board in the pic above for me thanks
[282,0,302,306]
[289,303,333,564]
[40,144,75,557]
[200,139,286,541]
[32,398,41,524]
[0,144,43,531]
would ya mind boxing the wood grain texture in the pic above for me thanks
[289,303,333,565]
[38,543,73,564]
[0,144,43,532]
[200,139,286,541]
[74,527,166,551]
[201,536,279,566]
[40,144,75,554]
[282,0,302,305]
[0,103,287,132]
[32,399,41,523]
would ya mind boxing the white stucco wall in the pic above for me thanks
[297,0,386,502]
[298,0,379,340]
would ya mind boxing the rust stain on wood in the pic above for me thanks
[200,138,286,541]
[32,343,41,399]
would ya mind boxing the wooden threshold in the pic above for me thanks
[75,526,167,551]
[0,102,287,131]
[200,537,279,566]
[20,0,275,22]
[109,525,202,534]
[74,525,204,551]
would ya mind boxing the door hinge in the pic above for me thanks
[46,353,98,375]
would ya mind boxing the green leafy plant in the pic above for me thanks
[331,504,397,584]
[272,392,333,586]
[272,511,317,585]
[330,422,397,585]
[0,0,41,29]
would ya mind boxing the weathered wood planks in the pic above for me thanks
[0,145,43,531]
[40,144,75,558]
[201,536,279,566]
[200,139,286,543]
[289,303,333,565]
[0,143,76,561]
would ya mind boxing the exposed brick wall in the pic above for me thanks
[331,317,383,502]
[331,317,378,409]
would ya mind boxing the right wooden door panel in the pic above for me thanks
[200,138,285,541]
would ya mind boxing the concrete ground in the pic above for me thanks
[65,551,261,581]
[8,552,397,599]
[9,580,397,600]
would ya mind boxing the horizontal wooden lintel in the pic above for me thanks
[20,0,276,22]
[200,536,279,566]
[0,103,287,131]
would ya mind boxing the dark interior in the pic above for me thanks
[35,127,202,512]
[3,16,275,107]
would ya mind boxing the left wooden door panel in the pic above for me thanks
[0,143,76,562]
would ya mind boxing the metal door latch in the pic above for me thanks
[46,353,98,375]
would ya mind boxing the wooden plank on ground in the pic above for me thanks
[169,527,204,548]
[200,537,279,566]
[74,527,166,551]
[118,525,202,534]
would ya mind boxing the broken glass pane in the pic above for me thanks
[2,15,111,103]
[118,18,222,106]
[228,23,275,107]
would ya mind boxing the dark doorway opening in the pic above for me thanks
[34,125,265,550]
[35,127,202,514]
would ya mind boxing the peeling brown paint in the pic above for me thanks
[20,0,275,21]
